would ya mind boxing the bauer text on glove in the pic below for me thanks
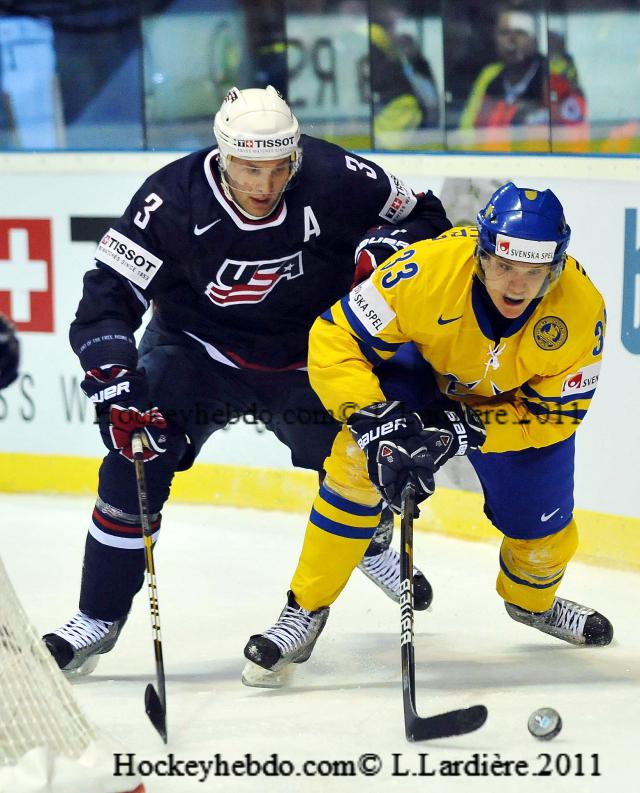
[347,400,435,513]
[81,367,168,462]
[418,402,486,471]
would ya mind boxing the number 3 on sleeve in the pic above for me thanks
[592,319,604,356]
[134,193,164,230]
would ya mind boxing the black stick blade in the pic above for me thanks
[145,683,167,743]
[407,704,488,741]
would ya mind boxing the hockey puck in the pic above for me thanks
[527,707,562,740]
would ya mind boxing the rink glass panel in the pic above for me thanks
[0,0,638,153]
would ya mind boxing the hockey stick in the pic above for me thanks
[400,482,488,740]
[132,432,168,744]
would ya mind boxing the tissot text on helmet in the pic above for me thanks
[235,136,297,150]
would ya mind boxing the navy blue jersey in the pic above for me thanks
[71,135,450,371]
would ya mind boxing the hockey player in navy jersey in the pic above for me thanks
[43,86,451,674]
[0,314,19,389]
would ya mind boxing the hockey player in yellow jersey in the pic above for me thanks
[243,182,613,684]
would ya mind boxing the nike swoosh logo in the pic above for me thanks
[437,314,462,325]
[541,508,560,522]
[193,219,221,236]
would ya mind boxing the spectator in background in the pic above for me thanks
[0,315,19,390]
[337,0,440,149]
[0,15,61,148]
[368,5,440,148]
[0,44,15,146]
[0,89,15,147]
[459,8,586,145]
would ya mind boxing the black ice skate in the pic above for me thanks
[242,591,329,688]
[358,508,433,610]
[43,611,127,675]
[505,597,613,646]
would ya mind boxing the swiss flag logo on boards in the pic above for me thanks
[0,219,53,332]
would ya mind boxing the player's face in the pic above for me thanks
[225,156,293,217]
[479,250,551,319]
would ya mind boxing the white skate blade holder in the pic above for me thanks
[63,655,100,678]
[241,659,294,689]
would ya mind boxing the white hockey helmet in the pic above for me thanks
[213,86,302,175]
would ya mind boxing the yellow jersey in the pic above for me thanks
[309,226,606,453]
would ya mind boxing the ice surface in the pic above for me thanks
[1,492,638,792]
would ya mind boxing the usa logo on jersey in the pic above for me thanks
[205,252,303,307]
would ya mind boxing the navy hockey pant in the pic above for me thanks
[79,321,344,620]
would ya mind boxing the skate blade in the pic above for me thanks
[241,659,294,689]
[62,654,100,677]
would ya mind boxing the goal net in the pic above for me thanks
[0,556,142,793]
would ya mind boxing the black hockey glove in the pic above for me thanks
[347,400,435,514]
[419,401,486,472]
[352,225,411,286]
[81,367,168,462]
[0,314,19,389]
